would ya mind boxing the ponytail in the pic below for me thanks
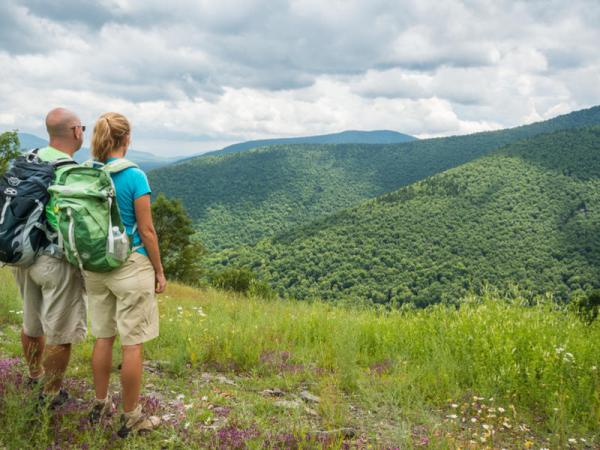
[91,112,131,162]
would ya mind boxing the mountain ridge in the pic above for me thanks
[192,129,417,160]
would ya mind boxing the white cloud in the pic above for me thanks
[0,0,598,155]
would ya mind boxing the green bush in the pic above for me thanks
[210,267,255,293]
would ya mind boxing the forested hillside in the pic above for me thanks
[151,106,600,250]
[208,127,600,306]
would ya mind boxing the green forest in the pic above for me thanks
[150,105,600,250]
[206,127,600,306]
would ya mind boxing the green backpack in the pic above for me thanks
[48,159,140,272]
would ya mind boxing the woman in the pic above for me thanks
[85,112,167,437]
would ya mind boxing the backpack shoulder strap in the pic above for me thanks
[52,159,77,169]
[104,158,139,174]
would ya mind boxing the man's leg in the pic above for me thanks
[42,343,71,394]
[12,266,46,381]
[20,330,45,380]
[33,256,87,394]
[121,343,143,412]
[92,337,115,400]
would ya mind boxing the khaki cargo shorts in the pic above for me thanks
[12,255,87,345]
[84,252,159,346]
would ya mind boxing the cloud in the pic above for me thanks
[0,0,599,155]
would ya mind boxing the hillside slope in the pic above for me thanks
[209,127,600,305]
[150,106,600,250]
[1,269,599,448]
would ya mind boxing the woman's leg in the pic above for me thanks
[121,343,143,412]
[92,336,116,400]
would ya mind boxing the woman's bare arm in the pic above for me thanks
[134,194,167,293]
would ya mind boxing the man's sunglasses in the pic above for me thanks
[71,125,86,132]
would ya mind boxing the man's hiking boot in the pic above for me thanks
[89,395,113,425]
[117,404,161,438]
[38,389,69,411]
[25,370,45,389]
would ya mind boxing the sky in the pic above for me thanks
[0,0,599,157]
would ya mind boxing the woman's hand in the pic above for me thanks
[155,271,167,293]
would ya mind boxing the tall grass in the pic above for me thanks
[153,284,600,437]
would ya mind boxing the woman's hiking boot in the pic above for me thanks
[117,404,161,438]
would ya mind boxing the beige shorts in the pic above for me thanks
[84,252,159,346]
[12,255,87,345]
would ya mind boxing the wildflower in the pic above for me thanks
[446,414,458,419]
[524,440,534,449]
[471,417,477,423]
[568,438,577,444]
[451,403,458,408]
[498,407,505,413]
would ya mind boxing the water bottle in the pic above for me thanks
[108,226,130,262]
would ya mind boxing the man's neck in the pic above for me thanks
[48,138,76,157]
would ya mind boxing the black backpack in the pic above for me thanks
[0,149,74,267]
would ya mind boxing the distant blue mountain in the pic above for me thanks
[17,133,180,172]
[197,130,417,159]
[18,132,48,150]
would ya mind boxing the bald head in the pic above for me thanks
[45,107,84,155]
[46,107,81,138]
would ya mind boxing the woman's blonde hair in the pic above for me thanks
[91,112,131,162]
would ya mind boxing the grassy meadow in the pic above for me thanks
[0,267,599,449]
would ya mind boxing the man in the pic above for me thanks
[11,107,87,407]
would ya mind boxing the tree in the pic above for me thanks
[0,131,20,175]
[152,193,205,283]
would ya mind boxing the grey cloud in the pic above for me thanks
[19,0,115,28]
[0,5,52,53]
